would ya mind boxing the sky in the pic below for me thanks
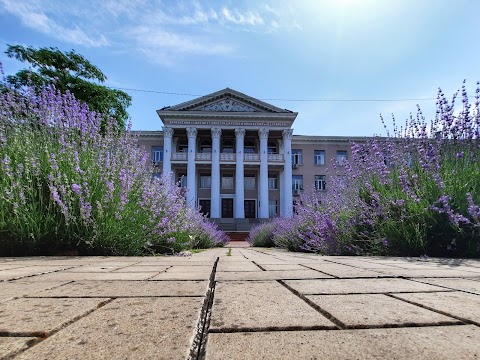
[0,0,479,136]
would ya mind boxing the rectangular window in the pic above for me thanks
[314,150,325,165]
[292,175,303,192]
[292,149,303,165]
[152,146,163,163]
[315,175,326,191]
[244,175,256,190]
[199,173,212,189]
[177,173,187,188]
[268,174,278,189]
[336,150,348,165]
[269,200,278,218]
[221,174,234,189]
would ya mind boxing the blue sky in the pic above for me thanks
[0,0,479,136]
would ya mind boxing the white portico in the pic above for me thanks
[157,88,297,221]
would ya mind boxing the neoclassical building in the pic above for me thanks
[136,88,362,230]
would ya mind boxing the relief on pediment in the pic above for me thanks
[195,98,260,112]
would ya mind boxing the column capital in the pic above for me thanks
[258,128,269,139]
[235,128,246,138]
[162,127,174,138]
[186,127,197,138]
[211,127,222,138]
[282,128,293,140]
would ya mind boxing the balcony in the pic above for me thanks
[172,152,187,161]
[244,153,259,161]
[220,153,236,161]
[196,152,212,161]
[268,154,284,162]
[171,152,285,163]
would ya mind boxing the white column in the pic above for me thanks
[282,129,293,218]
[186,127,197,206]
[211,128,221,218]
[258,128,269,218]
[162,127,173,176]
[234,128,245,218]
[278,139,285,216]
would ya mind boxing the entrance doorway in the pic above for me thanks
[221,198,234,218]
[244,200,256,219]
[199,199,211,218]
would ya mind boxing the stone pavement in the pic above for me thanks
[1,248,480,359]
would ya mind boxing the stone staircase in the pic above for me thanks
[226,232,249,242]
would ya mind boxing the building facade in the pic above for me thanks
[136,88,364,229]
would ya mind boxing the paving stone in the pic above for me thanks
[16,297,202,360]
[31,272,158,281]
[64,265,125,273]
[216,262,262,272]
[0,258,103,266]
[260,264,309,271]
[215,270,333,281]
[284,278,448,294]
[210,281,335,330]
[303,263,385,278]
[247,260,291,265]
[393,291,480,324]
[0,266,73,281]
[206,325,480,360]
[85,261,140,267]
[0,297,107,335]
[306,294,458,327]
[112,265,170,272]
[0,337,37,359]
[137,260,216,266]
[323,259,405,270]
[0,281,69,302]
[149,271,212,280]
[30,280,208,297]
[376,269,480,277]
[0,264,28,270]
[415,278,480,294]
[165,265,213,273]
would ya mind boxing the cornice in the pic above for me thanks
[157,110,297,121]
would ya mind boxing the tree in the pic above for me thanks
[5,45,131,129]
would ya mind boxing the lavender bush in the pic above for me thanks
[247,221,275,247]
[0,68,227,255]
[250,82,480,257]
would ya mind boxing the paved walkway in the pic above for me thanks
[1,248,480,359]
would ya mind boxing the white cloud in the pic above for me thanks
[128,26,233,66]
[0,0,108,47]
[220,7,264,26]
[0,0,298,66]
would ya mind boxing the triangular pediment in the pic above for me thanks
[193,97,260,112]
[162,88,291,113]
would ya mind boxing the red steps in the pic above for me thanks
[226,232,249,242]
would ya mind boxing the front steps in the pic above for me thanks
[212,218,267,232]
[226,232,249,242]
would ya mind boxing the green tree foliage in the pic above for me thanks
[5,45,131,129]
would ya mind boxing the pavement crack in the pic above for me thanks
[277,280,346,330]
[188,257,218,360]
[300,264,339,278]
[251,261,266,271]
